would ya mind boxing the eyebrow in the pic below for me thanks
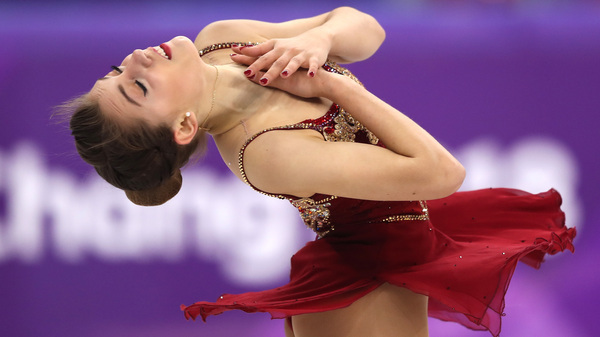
[118,84,141,107]
[97,76,141,107]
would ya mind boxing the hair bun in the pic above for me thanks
[125,170,182,206]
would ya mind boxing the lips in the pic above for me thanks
[152,43,171,60]
[160,43,172,59]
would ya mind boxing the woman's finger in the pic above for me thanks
[229,53,258,67]
[259,52,296,84]
[242,48,283,78]
[245,70,266,85]
[280,55,304,78]
[232,40,274,57]
[307,55,320,78]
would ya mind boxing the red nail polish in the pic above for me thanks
[244,69,252,76]
[309,71,315,78]
[249,74,256,80]
[231,43,238,47]
[260,77,268,85]
[230,53,237,57]
[281,70,289,77]
[239,46,246,51]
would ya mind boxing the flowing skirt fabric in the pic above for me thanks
[182,188,575,337]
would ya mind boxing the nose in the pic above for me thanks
[131,49,152,68]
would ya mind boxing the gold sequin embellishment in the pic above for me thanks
[378,214,429,222]
[322,62,379,145]
[290,197,337,238]
[322,107,379,145]
[370,201,430,223]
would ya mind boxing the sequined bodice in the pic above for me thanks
[237,102,429,238]
[200,42,430,238]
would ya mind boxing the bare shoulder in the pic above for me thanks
[242,128,326,198]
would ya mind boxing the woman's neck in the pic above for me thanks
[203,64,276,136]
[204,63,332,139]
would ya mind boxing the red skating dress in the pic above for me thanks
[183,44,576,337]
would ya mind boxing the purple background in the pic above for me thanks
[1,1,598,336]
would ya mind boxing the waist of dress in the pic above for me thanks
[367,214,430,223]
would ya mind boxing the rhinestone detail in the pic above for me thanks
[290,198,336,238]
[377,214,429,223]
[198,42,259,57]
[369,201,430,223]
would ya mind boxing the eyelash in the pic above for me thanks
[110,65,147,96]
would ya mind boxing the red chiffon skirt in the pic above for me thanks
[182,188,575,337]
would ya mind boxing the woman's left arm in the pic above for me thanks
[196,7,385,79]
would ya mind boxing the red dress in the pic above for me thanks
[183,45,576,337]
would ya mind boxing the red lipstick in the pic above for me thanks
[160,43,172,60]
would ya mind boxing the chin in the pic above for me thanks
[171,36,193,46]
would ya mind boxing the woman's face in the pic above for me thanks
[91,36,204,127]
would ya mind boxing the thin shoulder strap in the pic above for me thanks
[238,123,328,200]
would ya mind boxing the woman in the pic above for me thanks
[67,7,575,337]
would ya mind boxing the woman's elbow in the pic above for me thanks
[338,6,386,48]
[440,160,466,196]
[450,161,466,192]
[371,16,386,46]
[420,159,465,200]
[358,8,386,47]
[403,158,465,200]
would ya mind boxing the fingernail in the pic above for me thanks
[249,74,256,80]
[281,70,289,77]
[244,69,252,76]
[231,43,238,47]
[239,46,247,51]
[260,77,268,85]
[230,53,237,57]
[309,71,315,78]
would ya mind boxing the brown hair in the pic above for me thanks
[66,94,205,206]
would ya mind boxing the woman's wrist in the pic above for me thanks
[322,72,362,103]
[309,25,334,52]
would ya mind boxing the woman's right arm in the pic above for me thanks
[196,7,385,78]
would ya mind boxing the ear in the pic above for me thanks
[173,112,198,145]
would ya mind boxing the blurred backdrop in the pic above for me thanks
[1,0,598,336]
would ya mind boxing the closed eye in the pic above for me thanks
[111,65,123,74]
[135,80,147,96]
[111,65,146,96]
